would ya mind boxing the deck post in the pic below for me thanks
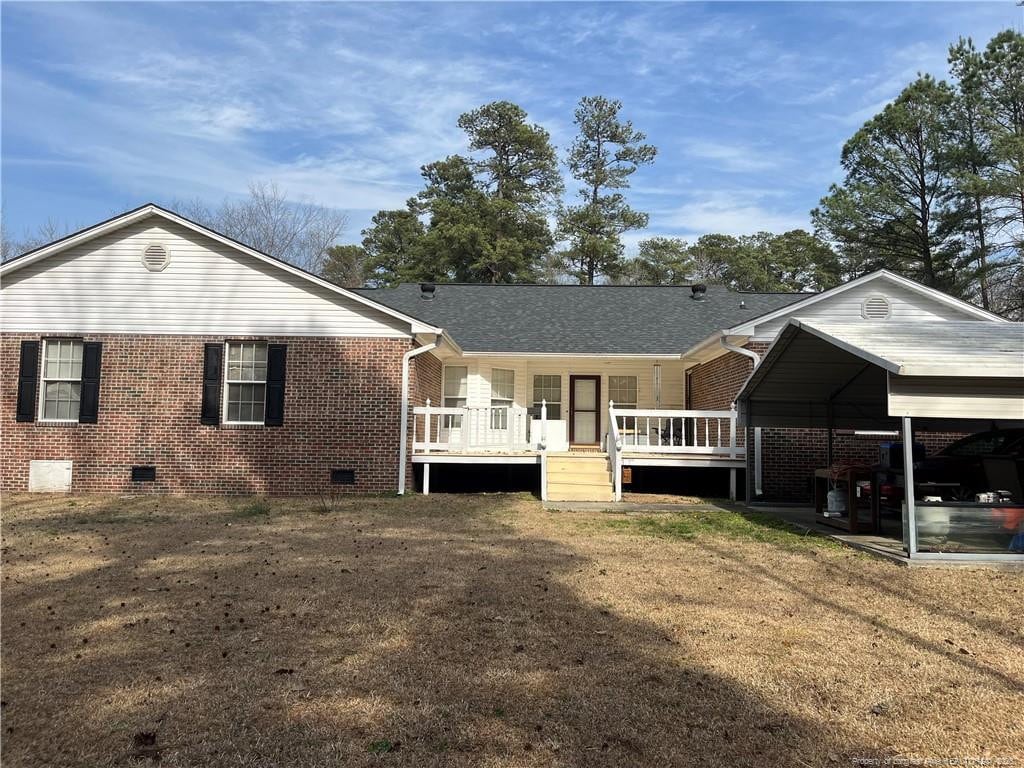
[540,400,548,501]
[424,399,432,455]
[729,468,737,501]
[423,462,430,495]
[729,405,737,459]
[903,415,917,556]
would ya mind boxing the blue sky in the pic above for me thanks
[2,1,1020,251]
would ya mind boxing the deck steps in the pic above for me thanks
[546,454,613,502]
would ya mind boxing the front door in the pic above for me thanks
[570,375,600,445]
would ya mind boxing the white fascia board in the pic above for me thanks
[1,204,443,337]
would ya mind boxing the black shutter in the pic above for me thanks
[264,344,287,426]
[201,343,222,425]
[16,340,40,422]
[78,342,103,424]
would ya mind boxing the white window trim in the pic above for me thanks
[37,338,84,423]
[221,341,269,426]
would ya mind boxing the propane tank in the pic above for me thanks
[826,488,846,516]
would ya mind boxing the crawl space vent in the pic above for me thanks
[861,295,891,320]
[142,243,170,272]
[331,469,356,485]
[131,465,157,482]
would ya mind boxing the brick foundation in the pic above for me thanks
[2,333,419,495]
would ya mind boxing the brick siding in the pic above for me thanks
[2,333,416,495]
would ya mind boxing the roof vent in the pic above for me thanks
[691,284,707,301]
[419,282,436,300]
[862,295,891,320]
[739,300,746,309]
[142,243,170,272]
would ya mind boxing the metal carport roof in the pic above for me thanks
[738,320,1024,431]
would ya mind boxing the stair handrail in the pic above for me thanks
[608,400,623,502]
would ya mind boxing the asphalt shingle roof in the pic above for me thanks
[355,283,811,355]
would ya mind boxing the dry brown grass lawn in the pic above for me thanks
[2,493,1021,767]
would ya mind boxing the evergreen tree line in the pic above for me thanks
[325,29,1023,317]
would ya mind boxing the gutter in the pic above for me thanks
[720,337,763,498]
[398,340,438,495]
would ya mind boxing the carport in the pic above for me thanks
[737,319,1024,562]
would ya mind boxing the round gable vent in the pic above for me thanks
[142,243,170,272]
[861,295,891,320]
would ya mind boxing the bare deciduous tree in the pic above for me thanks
[1,216,75,262]
[171,182,349,274]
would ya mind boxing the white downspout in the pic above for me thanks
[720,337,763,498]
[399,341,438,495]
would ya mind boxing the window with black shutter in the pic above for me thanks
[15,340,40,422]
[201,343,223,425]
[264,344,287,426]
[78,342,103,424]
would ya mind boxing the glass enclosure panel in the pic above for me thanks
[912,503,1024,555]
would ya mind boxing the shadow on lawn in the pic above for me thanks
[3,494,885,767]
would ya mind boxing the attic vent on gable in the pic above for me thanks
[141,243,170,272]
[861,295,891,320]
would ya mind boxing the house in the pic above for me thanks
[0,204,1008,501]
[358,274,1007,501]
[1,204,446,495]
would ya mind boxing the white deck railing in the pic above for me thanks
[413,400,540,453]
[607,402,743,501]
[608,404,742,457]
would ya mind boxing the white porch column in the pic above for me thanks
[903,416,917,556]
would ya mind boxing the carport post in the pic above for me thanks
[902,415,917,556]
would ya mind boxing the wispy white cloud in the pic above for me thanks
[2,0,1017,243]
[681,140,784,173]
[659,191,811,237]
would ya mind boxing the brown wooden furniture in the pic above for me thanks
[814,466,879,534]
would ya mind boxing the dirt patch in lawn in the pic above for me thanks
[2,493,1021,767]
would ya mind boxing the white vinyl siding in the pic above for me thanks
[224,342,268,424]
[39,339,83,421]
[0,217,411,337]
[750,280,988,339]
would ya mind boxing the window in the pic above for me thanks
[608,375,638,408]
[443,366,468,429]
[224,342,268,424]
[533,375,561,420]
[39,339,83,421]
[490,368,515,429]
[443,366,468,408]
